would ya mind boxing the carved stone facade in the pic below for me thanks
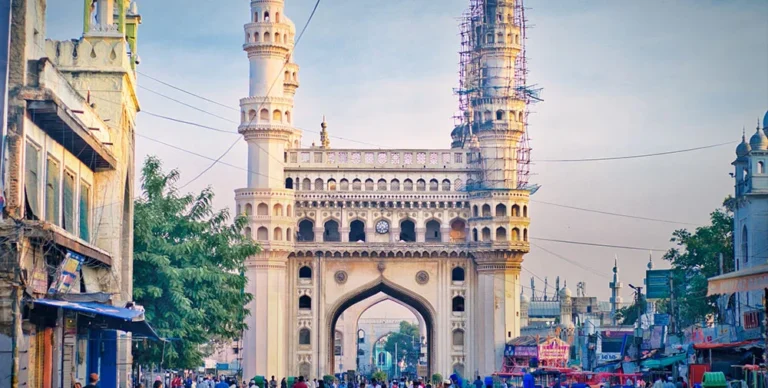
[239,0,531,379]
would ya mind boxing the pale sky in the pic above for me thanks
[45,1,768,302]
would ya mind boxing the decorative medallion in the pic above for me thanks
[334,270,348,284]
[415,271,430,285]
[377,261,386,273]
[375,220,390,234]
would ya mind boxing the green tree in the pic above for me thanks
[384,321,421,370]
[614,295,647,326]
[371,371,388,383]
[663,199,734,328]
[132,156,259,368]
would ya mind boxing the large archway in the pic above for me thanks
[327,279,436,376]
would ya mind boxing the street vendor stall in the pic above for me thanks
[503,336,571,372]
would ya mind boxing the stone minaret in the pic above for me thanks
[237,0,301,379]
[609,257,623,325]
[467,0,531,375]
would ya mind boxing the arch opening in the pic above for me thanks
[349,220,366,242]
[399,220,416,242]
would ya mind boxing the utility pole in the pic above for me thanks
[669,272,677,335]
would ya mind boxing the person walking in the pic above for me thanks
[271,376,279,388]
[473,377,483,388]
[282,378,288,388]
[85,373,100,388]
[295,376,310,388]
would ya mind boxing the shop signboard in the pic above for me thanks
[597,352,621,362]
[654,314,670,326]
[217,363,229,371]
[48,251,85,294]
[504,345,538,357]
[538,339,569,361]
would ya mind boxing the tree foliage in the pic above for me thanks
[615,295,647,326]
[662,199,734,327]
[132,156,259,368]
[384,321,421,369]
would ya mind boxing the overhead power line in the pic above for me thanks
[139,85,238,124]
[530,199,697,226]
[535,141,735,163]
[142,111,238,134]
[531,237,667,252]
[138,71,240,112]
[532,242,613,279]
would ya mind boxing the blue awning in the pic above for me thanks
[32,299,162,341]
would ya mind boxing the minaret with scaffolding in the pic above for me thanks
[609,257,623,325]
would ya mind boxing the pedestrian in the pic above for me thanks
[271,376,279,388]
[154,381,164,388]
[173,375,183,388]
[522,370,535,388]
[282,378,288,388]
[295,376,310,388]
[473,376,483,388]
[652,377,664,388]
[215,377,230,388]
[74,382,83,388]
[663,377,676,388]
[85,373,100,388]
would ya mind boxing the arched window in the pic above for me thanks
[302,178,311,190]
[253,12,258,22]
[259,108,269,121]
[496,227,507,241]
[272,204,283,217]
[482,204,491,217]
[314,178,324,191]
[399,220,416,242]
[403,179,414,191]
[429,179,439,191]
[417,179,426,191]
[257,203,269,216]
[496,204,507,217]
[523,228,528,241]
[299,295,311,310]
[358,329,365,344]
[245,203,253,216]
[286,205,292,216]
[454,179,463,190]
[523,205,528,218]
[274,32,281,43]
[377,179,387,191]
[263,32,271,43]
[236,204,242,215]
[285,178,294,189]
[254,32,260,42]
[328,179,337,191]
[497,32,504,43]
[299,328,311,345]
[486,33,494,44]
[450,219,467,242]
[378,353,386,365]
[248,109,257,121]
[324,220,340,242]
[496,110,504,120]
[285,71,290,81]
[286,227,292,241]
[391,179,400,191]
[472,205,479,217]
[334,331,343,356]
[340,179,349,191]
[244,227,252,239]
[273,227,283,240]
[518,111,524,122]
[426,220,441,242]
[481,227,491,241]
[483,110,492,122]
[275,12,281,23]
[452,267,465,282]
[511,228,520,241]
[263,11,270,21]
[273,110,282,122]
[759,161,765,174]
[298,220,314,241]
[742,225,749,264]
[511,204,521,217]
[365,179,374,191]
[352,179,362,191]
[257,227,269,241]
[452,329,465,346]
[452,296,465,312]
[349,220,366,242]
[299,266,312,279]
[286,111,291,123]
[472,228,478,242]
[442,179,451,191]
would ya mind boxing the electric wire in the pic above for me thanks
[535,141,735,163]
[530,199,697,226]
[139,85,238,124]
[138,71,240,112]
[531,237,667,252]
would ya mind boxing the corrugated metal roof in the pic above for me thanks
[528,301,560,317]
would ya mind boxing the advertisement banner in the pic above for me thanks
[504,345,538,357]
[48,251,85,294]
[538,339,569,361]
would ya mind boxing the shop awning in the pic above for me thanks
[692,340,758,350]
[707,264,768,295]
[641,353,687,369]
[32,299,162,341]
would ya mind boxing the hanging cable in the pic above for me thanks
[535,141,735,163]
[530,199,697,226]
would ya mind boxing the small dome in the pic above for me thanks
[749,127,768,150]
[736,134,751,157]
[520,293,530,304]
[559,286,572,299]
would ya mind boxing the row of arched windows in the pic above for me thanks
[296,219,468,243]
[239,203,293,217]
[471,226,528,242]
[484,31,521,45]
[472,203,528,218]
[297,265,467,282]
[286,177,462,192]
[253,10,280,23]
[243,108,292,124]
[246,30,294,45]
[475,110,524,123]
[243,226,293,242]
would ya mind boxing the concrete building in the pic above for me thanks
[238,0,535,379]
[0,1,145,387]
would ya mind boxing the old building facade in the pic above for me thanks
[238,0,534,379]
[0,0,143,387]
